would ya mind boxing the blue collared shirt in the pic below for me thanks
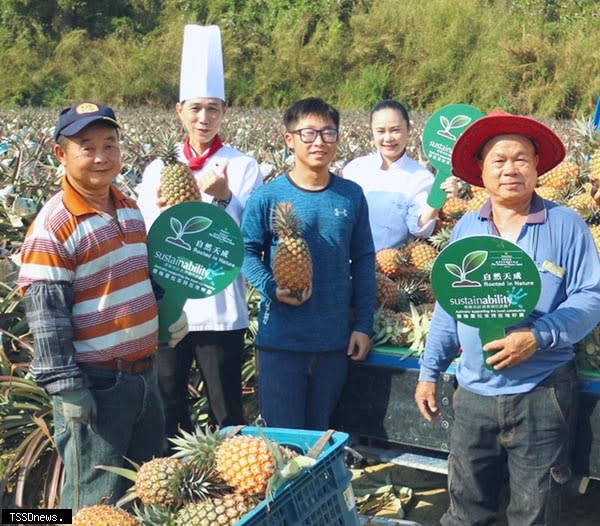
[419,193,600,395]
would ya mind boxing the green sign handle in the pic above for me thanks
[427,168,451,209]
[158,292,187,344]
[479,325,505,372]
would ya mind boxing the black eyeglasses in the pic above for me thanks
[288,128,339,143]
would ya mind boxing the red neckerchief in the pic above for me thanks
[182,135,223,170]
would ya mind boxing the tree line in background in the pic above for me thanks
[1,0,599,118]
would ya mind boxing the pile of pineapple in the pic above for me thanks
[372,120,600,370]
[72,427,300,526]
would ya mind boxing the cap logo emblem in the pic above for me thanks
[75,103,100,114]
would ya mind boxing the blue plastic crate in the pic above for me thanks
[221,427,359,526]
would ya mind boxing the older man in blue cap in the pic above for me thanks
[18,101,188,510]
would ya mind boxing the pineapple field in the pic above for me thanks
[1,106,600,518]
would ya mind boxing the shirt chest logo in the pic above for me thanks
[334,208,348,217]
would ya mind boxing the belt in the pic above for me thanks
[83,354,155,373]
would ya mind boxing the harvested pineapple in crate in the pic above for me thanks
[225,427,359,526]
[88,426,360,526]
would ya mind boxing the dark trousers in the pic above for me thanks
[155,329,246,442]
[257,348,349,430]
[441,361,578,526]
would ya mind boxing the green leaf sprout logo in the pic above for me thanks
[437,114,473,141]
[166,215,212,250]
[445,250,488,287]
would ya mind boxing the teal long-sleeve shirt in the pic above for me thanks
[241,173,376,352]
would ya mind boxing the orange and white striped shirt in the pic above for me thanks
[18,177,158,364]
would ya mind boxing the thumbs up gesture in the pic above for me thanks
[198,160,231,202]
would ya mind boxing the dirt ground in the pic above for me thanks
[373,465,600,525]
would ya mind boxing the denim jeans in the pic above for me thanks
[258,348,349,430]
[441,361,578,526]
[53,365,165,511]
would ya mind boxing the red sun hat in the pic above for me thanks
[450,109,565,187]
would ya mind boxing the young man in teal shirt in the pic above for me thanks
[241,97,375,430]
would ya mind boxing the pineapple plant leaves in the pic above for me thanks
[0,371,58,508]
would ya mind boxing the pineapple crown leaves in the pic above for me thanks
[571,117,600,152]
[407,302,432,354]
[428,227,452,251]
[168,424,225,469]
[157,131,183,165]
[271,201,304,238]
[96,457,144,507]
[169,463,228,504]
[371,305,410,348]
[96,456,140,483]
[371,305,395,347]
[132,502,176,526]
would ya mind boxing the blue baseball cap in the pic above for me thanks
[54,101,120,141]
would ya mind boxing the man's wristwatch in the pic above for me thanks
[213,193,232,209]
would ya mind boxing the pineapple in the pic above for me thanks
[72,504,141,526]
[214,434,295,497]
[405,240,438,273]
[464,189,489,213]
[567,183,600,222]
[375,248,405,279]
[376,271,399,308]
[169,425,225,470]
[135,457,187,507]
[538,160,580,190]
[272,202,313,299]
[174,493,255,526]
[535,185,563,202]
[159,134,201,206]
[434,196,467,233]
[135,457,222,508]
[440,196,468,222]
[372,304,433,352]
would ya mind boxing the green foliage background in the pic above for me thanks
[1,0,599,117]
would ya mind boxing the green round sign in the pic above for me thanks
[147,201,243,341]
[431,235,541,369]
[422,103,484,208]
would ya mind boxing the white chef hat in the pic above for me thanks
[179,24,225,102]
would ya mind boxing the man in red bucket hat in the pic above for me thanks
[415,109,600,525]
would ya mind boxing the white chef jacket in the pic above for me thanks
[342,152,436,250]
[136,144,263,331]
